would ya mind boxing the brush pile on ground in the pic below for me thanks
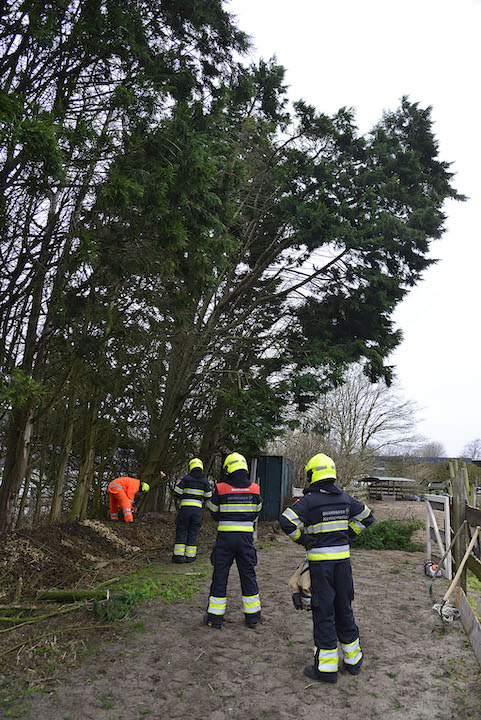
[0,511,277,688]
[0,512,216,602]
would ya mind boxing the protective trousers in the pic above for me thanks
[108,488,134,522]
[310,559,362,678]
[174,507,202,559]
[206,533,261,626]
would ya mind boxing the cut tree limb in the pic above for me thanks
[36,578,120,602]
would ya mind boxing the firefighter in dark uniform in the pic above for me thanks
[204,452,263,629]
[280,453,374,683]
[172,458,212,563]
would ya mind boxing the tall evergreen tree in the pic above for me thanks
[86,62,462,496]
[0,0,247,530]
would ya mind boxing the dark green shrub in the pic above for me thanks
[352,519,424,552]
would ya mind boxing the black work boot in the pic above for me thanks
[203,613,222,630]
[172,555,185,564]
[343,659,363,675]
[184,556,196,563]
[303,665,338,684]
[245,611,261,629]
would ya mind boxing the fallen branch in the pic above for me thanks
[14,576,23,603]
[0,624,114,658]
[0,602,86,634]
[36,578,120,603]
[0,605,49,611]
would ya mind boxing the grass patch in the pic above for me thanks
[467,574,481,622]
[256,539,281,550]
[352,519,424,552]
[94,563,209,621]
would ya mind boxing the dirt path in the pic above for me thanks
[18,503,481,720]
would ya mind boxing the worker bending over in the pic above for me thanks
[280,453,374,684]
[172,458,212,563]
[108,476,150,522]
[204,452,262,629]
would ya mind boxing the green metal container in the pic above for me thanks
[251,455,294,521]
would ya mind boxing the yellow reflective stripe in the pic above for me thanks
[204,491,213,498]
[207,500,218,512]
[288,528,301,541]
[282,507,302,525]
[345,649,362,665]
[349,519,363,535]
[341,638,362,662]
[242,594,261,613]
[183,488,205,496]
[219,503,259,512]
[218,523,254,532]
[316,647,339,672]
[207,596,227,614]
[308,544,350,561]
[180,499,203,507]
[185,546,197,557]
[306,520,349,533]
[341,638,359,652]
[174,486,183,495]
[353,505,371,521]
[242,595,260,606]
[173,544,185,555]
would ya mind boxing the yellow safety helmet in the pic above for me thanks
[223,452,248,474]
[141,482,150,492]
[189,458,204,472]
[305,453,336,484]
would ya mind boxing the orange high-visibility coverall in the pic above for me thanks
[108,477,141,522]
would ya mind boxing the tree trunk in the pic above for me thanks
[33,434,48,525]
[33,478,43,525]
[91,472,103,519]
[0,403,34,532]
[69,401,98,522]
[15,469,33,529]
[50,383,78,522]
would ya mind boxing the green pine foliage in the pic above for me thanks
[93,566,210,620]
[352,519,424,552]
[0,1,466,526]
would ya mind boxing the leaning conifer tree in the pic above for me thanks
[0,0,248,530]
[83,60,463,501]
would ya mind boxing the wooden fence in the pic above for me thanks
[366,476,424,502]
[451,465,481,666]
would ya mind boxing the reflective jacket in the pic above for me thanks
[280,481,374,562]
[207,470,262,532]
[174,469,212,509]
[108,476,140,502]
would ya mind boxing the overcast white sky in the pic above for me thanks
[228,0,481,457]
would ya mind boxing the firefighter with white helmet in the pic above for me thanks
[280,453,374,683]
[172,458,212,563]
[204,452,263,629]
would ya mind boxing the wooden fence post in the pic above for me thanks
[451,462,468,592]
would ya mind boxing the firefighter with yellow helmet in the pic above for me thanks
[172,458,212,563]
[108,476,150,522]
[204,452,263,629]
[280,453,374,683]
